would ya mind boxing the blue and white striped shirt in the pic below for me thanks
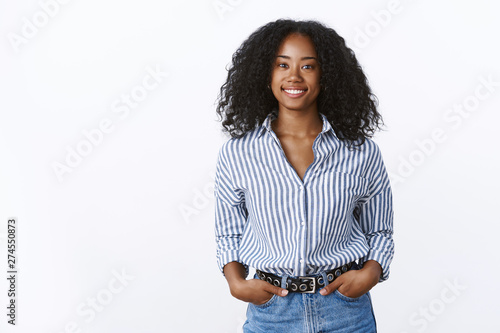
[214,112,394,282]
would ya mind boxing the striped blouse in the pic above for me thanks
[214,111,394,282]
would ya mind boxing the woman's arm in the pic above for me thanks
[215,144,288,304]
[318,260,381,297]
[223,261,288,305]
[320,141,394,298]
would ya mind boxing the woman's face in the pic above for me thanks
[270,33,321,114]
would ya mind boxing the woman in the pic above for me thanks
[214,18,394,333]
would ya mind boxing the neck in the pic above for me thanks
[271,109,323,138]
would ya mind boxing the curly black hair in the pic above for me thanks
[215,18,383,146]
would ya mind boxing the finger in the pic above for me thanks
[319,279,342,296]
[265,284,289,297]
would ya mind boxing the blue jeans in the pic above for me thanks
[243,262,377,333]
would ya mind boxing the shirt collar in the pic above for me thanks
[257,112,335,138]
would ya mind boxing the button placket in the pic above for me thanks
[298,183,308,276]
[268,124,324,277]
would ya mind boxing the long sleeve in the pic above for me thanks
[354,143,395,282]
[214,143,249,277]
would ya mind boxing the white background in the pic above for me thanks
[1,0,499,332]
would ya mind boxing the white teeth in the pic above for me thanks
[284,89,305,94]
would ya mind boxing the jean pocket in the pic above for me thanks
[334,289,365,302]
[252,294,278,308]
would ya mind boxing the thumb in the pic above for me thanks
[319,280,341,296]
[266,284,289,297]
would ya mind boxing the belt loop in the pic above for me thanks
[320,271,329,287]
[281,273,289,289]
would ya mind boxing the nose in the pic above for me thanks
[286,64,303,82]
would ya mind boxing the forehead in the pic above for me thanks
[276,33,317,57]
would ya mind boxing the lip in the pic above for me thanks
[282,87,307,98]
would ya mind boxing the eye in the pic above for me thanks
[278,63,288,68]
[302,64,313,69]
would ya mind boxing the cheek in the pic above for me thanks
[312,77,321,92]
[270,71,282,85]
[270,76,282,96]
[271,88,280,101]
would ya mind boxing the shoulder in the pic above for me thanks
[335,137,387,179]
[356,138,386,168]
[335,136,382,160]
[218,128,261,158]
[220,129,258,154]
[356,138,390,183]
[359,137,383,157]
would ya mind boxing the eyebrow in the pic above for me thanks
[276,55,317,61]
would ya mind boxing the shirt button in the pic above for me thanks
[301,221,305,226]
[300,259,304,263]
[299,185,304,190]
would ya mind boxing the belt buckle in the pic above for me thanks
[297,276,316,293]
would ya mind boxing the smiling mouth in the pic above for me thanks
[282,88,306,94]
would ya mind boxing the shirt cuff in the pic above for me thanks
[217,250,249,279]
[358,251,392,283]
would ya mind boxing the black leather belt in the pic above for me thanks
[256,261,355,294]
